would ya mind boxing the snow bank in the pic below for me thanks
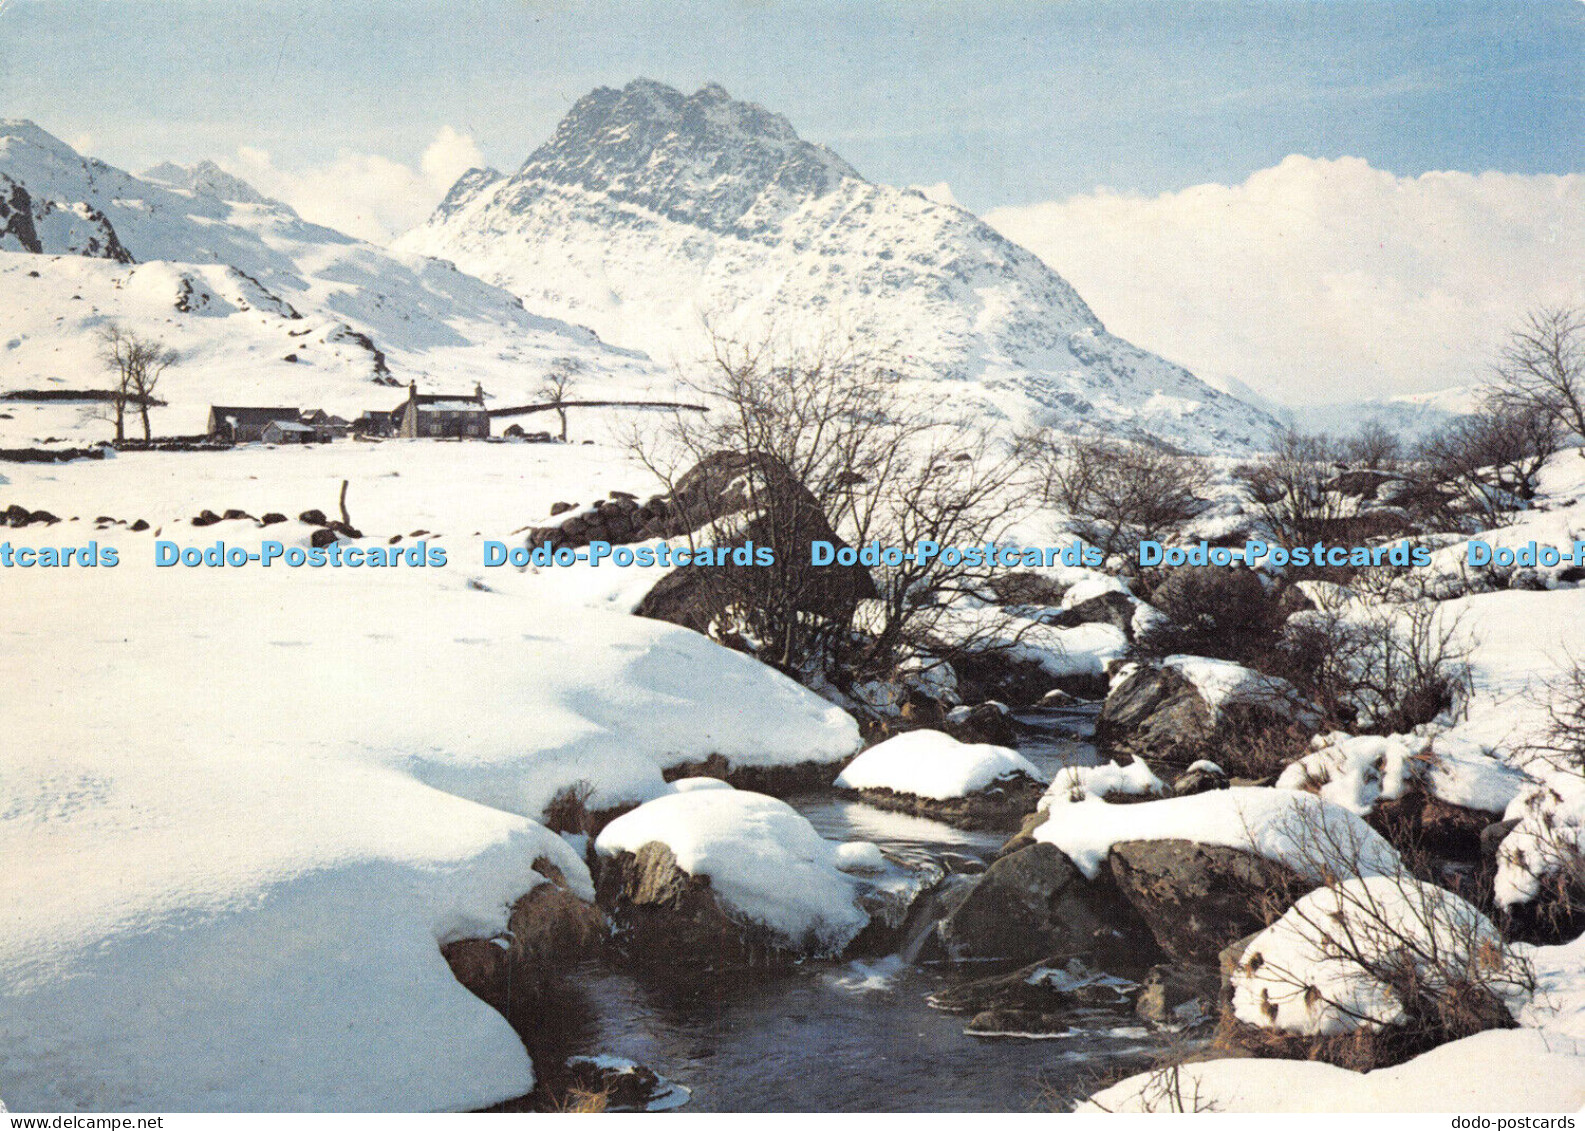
[833,731,1045,800]
[1231,876,1509,1036]
[594,790,870,953]
[1034,787,1400,881]
[1082,1029,1585,1113]
[1279,731,1530,818]
[0,531,861,1111]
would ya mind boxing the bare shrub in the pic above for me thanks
[1025,432,1208,570]
[1136,566,1285,667]
[1235,428,1348,550]
[1275,597,1472,735]
[632,330,1034,683]
[542,780,598,838]
[1341,419,1404,472]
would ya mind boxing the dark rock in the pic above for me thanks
[191,509,221,527]
[838,773,1047,833]
[130,519,149,532]
[309,527,341,548]
[327,520,362,539]
[260,512,287,526]
[3,503,31,526]
[298,508,328,526]
[1096,663,1213,757]
[28,509,58,525]
[1135,962,1219,1027]
[1481,817,1521,861]
[1051,590,1137,636]
[221,509,250,521]
[938,842,1157,965]
[1107,839,1306,965]
[631,456,876,635]
[964,1008,1069,1037]
[944,701,1019,746]
[953,649,1100,705]
[549,500,576,516]
[996,807,1051,859]
[1171,763,1230,797]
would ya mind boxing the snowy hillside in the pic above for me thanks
[0,121,667,442]
[397,80,1280,454]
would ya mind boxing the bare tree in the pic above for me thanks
[1027,433,1207,570]
[631,330,1034,681]
[96,323,177,442]
[1418,397,1561,523]
[539,357,580,442]
[1490,306,1585,443]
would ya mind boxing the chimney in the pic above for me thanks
[474,382,484,402]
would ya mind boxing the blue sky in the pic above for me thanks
[1,0,1579,211]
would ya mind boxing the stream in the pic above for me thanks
[541,704,1189,1111]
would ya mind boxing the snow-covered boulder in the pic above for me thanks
[1279,730,1532,858]
[592,789,872,962]
[1039,759,1165,807]
[1230,875,1520,1039]
[1096,656,1320,762]
[1280,731,1528,819]
[833,730,1047,830]
[1035,787,1400,883]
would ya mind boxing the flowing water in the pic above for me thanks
[542,704,1190,1112]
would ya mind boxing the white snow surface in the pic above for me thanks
[594,790,870,952]
[1034,787,1400,881]
[1082,1029,1585,1112]
[833,730,1045,800]
[0,465,861,1111]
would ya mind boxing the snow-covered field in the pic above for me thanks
[0,440,861,1111]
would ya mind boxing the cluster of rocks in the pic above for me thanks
[2,502,59,526]
[182,506,360,546]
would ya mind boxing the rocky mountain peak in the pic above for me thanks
[142,159,277,208]
[502,78,860,234]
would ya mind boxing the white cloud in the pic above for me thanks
[222,127,485,245]
[985,156,1585,405]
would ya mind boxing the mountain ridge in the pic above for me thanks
[399,79,1280,453]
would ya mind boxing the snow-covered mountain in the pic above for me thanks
[0,120,663,442]
[398,79,1281,454]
